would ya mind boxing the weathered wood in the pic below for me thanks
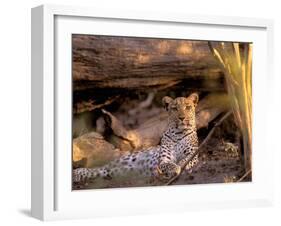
[74,95,120,114]
[72,35,223,92]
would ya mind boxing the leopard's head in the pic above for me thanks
[162,93,199,130]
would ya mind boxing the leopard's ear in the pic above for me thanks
[188,93,199,106]
[162,96,173,111]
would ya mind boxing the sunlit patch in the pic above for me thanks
[136,53,150,64]
[176,43,192,55]
[156,41,171,54]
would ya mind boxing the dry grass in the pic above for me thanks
[208,42,252,172]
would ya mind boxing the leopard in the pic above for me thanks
[73,93,199,186]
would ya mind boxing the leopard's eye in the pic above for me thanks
[185,105,192,110]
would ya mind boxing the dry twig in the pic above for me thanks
[236,169,252,182]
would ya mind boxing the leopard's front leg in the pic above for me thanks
[178,146,199,173]
[156,145,181,182]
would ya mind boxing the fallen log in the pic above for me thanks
[72,35,223,92]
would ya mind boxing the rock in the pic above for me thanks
[73,132,126,168]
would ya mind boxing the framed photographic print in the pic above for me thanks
[31,4,274,221]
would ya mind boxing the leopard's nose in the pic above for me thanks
[178,115,185,120]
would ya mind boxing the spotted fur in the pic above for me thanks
[73,93,199,184]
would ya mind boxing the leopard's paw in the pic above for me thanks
[156,162,181,182]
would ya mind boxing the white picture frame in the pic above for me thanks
[31,4,274,221]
